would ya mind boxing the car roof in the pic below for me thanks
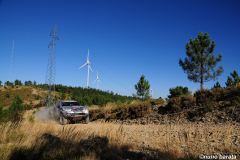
[58,100,78,103]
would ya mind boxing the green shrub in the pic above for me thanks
[168,86,189,99]
[28,115,35,123]
[6,95,26,122]
[34,94,40,100]
[6,93,10,98]
[150,98,165,105]
[127,100,132,104]
[150,101,156,105]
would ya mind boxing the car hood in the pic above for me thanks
[63,106,88,111]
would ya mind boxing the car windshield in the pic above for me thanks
[62,102,80,106]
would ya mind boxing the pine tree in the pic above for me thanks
[179,32,224,90]
[134,75,150,101]
[14,79,19,86]
[213,81,221,88]
[225,70,240,87]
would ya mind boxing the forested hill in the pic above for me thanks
[37,84,136,106]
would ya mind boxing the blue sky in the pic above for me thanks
[0,0,239,99]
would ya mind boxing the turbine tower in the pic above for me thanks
[151,88,153,99]
[93,70,101,89]
[42,25,59,107]
[79,49,93,89]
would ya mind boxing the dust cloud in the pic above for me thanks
[34,106,57,122]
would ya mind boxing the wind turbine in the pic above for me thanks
[79,49,93,89]
[93,70,101,89]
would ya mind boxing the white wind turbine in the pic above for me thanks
[93,70,101,89]
[79,49,93,89]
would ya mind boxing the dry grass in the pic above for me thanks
[87,100,143,112]
[0,108,239,160]
[0,86,33,107]
[0,86,71,109]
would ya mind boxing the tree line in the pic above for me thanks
[0,80,37,86]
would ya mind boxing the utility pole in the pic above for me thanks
[42,25,59,107]
[9,40,14,86]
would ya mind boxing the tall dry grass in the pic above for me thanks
[0,109,239,160]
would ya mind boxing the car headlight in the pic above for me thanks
[85,109,89,114]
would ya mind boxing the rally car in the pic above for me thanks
[49,100,89,125]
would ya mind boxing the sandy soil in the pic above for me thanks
[32,88,38,95]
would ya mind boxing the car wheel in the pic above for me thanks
[85,116,89,124]
[70,120,75,124]
[60,114,67,125]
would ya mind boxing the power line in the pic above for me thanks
[0,28,49,37]
[0,12,50,25]
[0,44,48,49]
[0,31,48,39]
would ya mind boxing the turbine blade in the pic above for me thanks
[87,49,89,62]
[89,66,93,72]
[79,63,87,69]
[93,79,97,84]
[98,80,102,83]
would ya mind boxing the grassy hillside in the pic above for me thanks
[0,86,71,109]
[0,85,239,159]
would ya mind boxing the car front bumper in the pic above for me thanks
[63,112,89,120]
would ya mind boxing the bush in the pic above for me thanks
[194,89,213,104]
[5,95,26,123]
[6,93,10,98]
[28,115,35,123]
[150,98,165,105]
[168,86,189,99]
[166,96,182,112]
[35,94,40,100]
[166,95,196,113]
[90,101,151,121]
